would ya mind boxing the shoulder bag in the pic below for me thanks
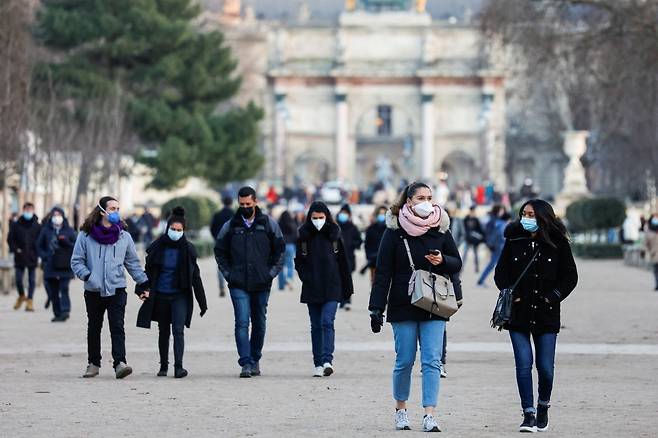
[491,248,539,331]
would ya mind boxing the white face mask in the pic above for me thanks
[51,215,64,226]
[412,201,434,218]
[311,218,326,231]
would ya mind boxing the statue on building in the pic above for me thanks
[346,0,357,12]
[221,0,241,25]
[416,0,427,13]
[298,2,311,23]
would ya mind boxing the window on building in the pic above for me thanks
[376,105,392,137]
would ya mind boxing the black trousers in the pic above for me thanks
[155,293,187,368]
[84,289,127,368]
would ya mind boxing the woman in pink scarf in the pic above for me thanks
[368,182,462,432]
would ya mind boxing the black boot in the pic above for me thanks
[537,404,550,432]
[157,363,168,377]
[174,365,188,378]
[519,411,537,433]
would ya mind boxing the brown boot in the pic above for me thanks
[25,299,34,312]
[13,295,26,310]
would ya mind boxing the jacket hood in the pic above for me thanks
[299,220,341,242]
[385,207,451,234]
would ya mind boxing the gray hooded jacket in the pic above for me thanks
[70,230,148,297]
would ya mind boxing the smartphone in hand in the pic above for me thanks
[429,249,441,256]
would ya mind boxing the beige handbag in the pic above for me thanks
[402,238,459,318]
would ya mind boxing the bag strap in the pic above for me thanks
[510,248,540,293]
[402,238,416,271]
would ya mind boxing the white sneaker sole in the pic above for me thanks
[519,426,537,433]
[537,423,549,432]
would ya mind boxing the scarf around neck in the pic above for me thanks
[398,203,443,237]
[90,223,121,245]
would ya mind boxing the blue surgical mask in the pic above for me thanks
[167,229,184,241]
[23,212,34,221]
[520,217,539,232]
[377,213,386,223]
[651,218,658,226]
[337,212,349,223]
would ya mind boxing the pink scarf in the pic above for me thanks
[398,203,443,236]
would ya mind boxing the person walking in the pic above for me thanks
[462,206,485,273]
[644,213,658,291]
[277,210,298,291]
[36,207,76,322]
[363,205,387,284]
[439,273,462,379]
[369,182,462,432]
[494,199,578,432]
[477,205,508,286]
[136,207,208,378]
[295,202,353,377]
[214,186,285,378]
[8,203,41,312]
[336,204,362,310]
[70,196,149,379]
[210,195,234,297]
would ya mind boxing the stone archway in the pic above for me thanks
[440,150,478,189]
[294,153,330,186]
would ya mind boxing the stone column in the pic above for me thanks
[274,93,287,183]
[421,93,435,180]
[335,93,349,180]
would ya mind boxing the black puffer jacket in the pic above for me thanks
[214,207,285,293]
[7,215,41,268]
[295,222,354,304]
[494,221,578,334]
[369,211,462,322]
[364,221,386,266]
[338,220,362,272]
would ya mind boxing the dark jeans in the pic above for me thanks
[477,245,503,285]
[45,277,71,317]
[653,264,658,288]
[307,301,338,367]
[155,293,187,368]
[509,330,558,413]
[441,327,447,364]
[15,266,36,299]
[461,242,480,272]
[84,289,127,368]
[229,288,270,367]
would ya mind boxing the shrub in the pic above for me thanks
[572,243,623,259]
[566,197,626,233]
[161,196,218,233]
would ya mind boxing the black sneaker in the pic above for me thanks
[251,362,261,376]
[174,366,188,378]
[157,364,168,377]
[519,411,537,433]
[239,364,252,378]
[536,405,549,432]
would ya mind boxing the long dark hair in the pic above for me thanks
[80,196,122,233]
[391,182,431,216]
[519,199,569,248]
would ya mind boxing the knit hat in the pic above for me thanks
[167,206,186,229]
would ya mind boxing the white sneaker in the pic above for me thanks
[422,414,441,432]
[439,362,447,378]
[322,362,334,376]
[395,409,411,430]
[313,366,323,377]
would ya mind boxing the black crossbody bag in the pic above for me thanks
[491,249,539,331]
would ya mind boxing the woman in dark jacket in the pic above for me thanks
[136,207,208,378]
[363,205,388,284]
[277,210,298,291]
[295,201,354,377]
[369,183,462,433]
[337,203,362,310]
[494,199,578,433]
[36,207,76,322]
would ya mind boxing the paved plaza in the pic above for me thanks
[1,253,657,437]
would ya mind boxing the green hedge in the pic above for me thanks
[572,243,623,259]
[566,197,626,233]
[190,239,215,258]
[161,196,218,232]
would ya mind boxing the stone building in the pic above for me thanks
[202,0,506,191]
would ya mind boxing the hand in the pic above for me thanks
[58,235,66,240]
[200,308,207,317]
[370,310,384,334]
[425,253,443,265]
[139,291,150,301]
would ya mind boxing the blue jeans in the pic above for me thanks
[278,244,296,290]
[307,301,338,366]
[392,320,446,408]
[509,330,558,413]
[477,246,503,285]
[229,288,270,367]
[15,267,36,299]
[45,277,71,317]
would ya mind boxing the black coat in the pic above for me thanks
[364,221,387,266]
[295,222,354,304]
[137,236,208,329]
[7,216,41,268]
[36,220,76,279]
[494,222,578,334]
[463,215,485,245]
[338,220,362,272]
[211,207,234,239]
[214,207,285,292]
[369,213,462,322]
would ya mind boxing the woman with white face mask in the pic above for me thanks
[369,182,462,432]
[136,206,208,378]
[295,201,354,377]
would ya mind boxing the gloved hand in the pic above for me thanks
[370,309,384,333]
